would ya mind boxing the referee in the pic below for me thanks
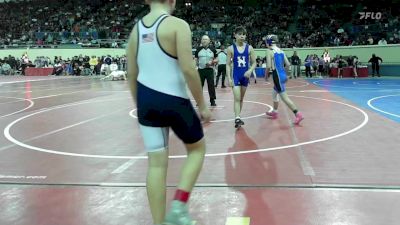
[195,35,218,106]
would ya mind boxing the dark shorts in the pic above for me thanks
[272,69,287,93]
[233,75,249,87]
[137,82,204,147]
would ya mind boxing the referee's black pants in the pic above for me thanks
[215,64,226,87]
[198,68,216,103]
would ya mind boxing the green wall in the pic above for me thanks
[1,44,399,65]
[0,48,126,60]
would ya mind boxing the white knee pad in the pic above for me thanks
[272,89,280,102]
[139,125,169,152]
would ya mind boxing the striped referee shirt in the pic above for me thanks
[217,50,227,65]
[195,46,217,69]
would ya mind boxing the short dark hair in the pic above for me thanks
[234,26,247,35]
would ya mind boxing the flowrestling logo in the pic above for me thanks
[359,12,382,20]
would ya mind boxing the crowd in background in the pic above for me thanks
[0,53,127,76]
[0,0,399,49]
[0,0,393,77]
[251,52,367,78]
[1,50,382,78]
[0,0,146,48]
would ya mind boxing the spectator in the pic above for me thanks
[111,40,118,48]
[312,55,319,76]
[53,61,64,76]
[290,51,300,79]
[337,55,346,78]
[64,59,73,75]
[1,61,11,75]
[82,56,92,75]
[318,56,325,77]
[367,36,374,45]
[323,49,331,75]
[34,57,41,68]
[104,55,112,65]
[347,55,353,67]
[378,37,388,45]
[89,56,99,75]
[120,55,127,71]
[334,36,340,46]
[353,56,359,78]
[72,56,82,76]
[21,52,29,75]
[304,55,312,78]
[7,56,17,74]
[109,61,119,73]
[215,45,227,88]
[95,57,102,74]
[368,54,383,77]
[214,40,221,49]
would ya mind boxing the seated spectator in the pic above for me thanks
[104,55,112,65]
[81,57,92,75]
[110,61,119,72]
[111,40,118,48]
[64,60,73,76]
[95,57,102,74]
[53,61,64,76]
[378,37,388,45]
[367,36,374,45]
[89,56,98,67]
[1,61,12,75]
[336,55,347,78]
[34,57,41,68]
[73,62,81,76]
[312,55,319,76]
[101,55,112,75]
[120,55,127,71]
[100,63,110,76]
[89,56,99,75]
[304,55,312,78]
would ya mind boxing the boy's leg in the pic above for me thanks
[233,86,242,118]
[139,126,170,225]
[279,91,304,125]
[164,139,206,225]
[279,91,298,112]
[165,105,206,225]
[147,149,169,224]
[240,86,247,113]
[177,139,206,192]
[266,89,279,119]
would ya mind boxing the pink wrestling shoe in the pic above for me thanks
[266,111,278,119]
[294,112,304,125]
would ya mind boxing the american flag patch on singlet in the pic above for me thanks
[142,33,154,43]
